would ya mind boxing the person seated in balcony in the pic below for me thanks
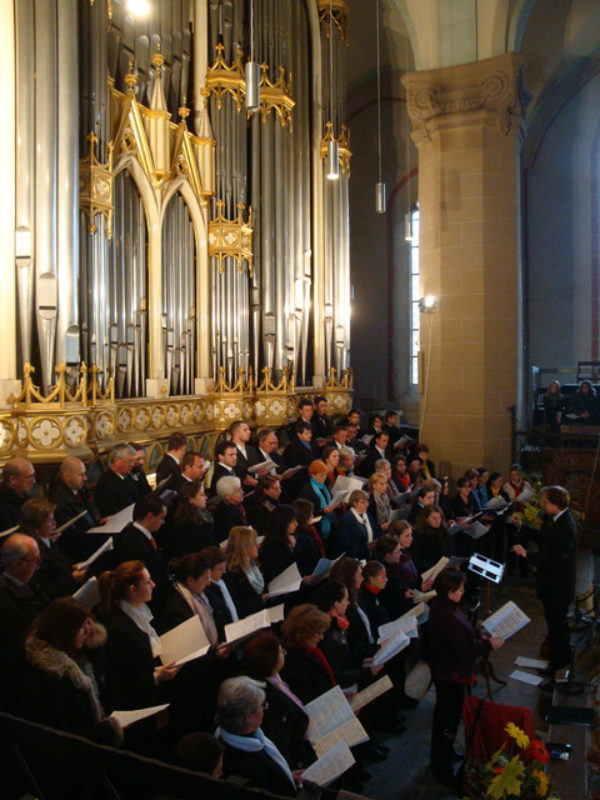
[571,379,598,424]
[543,380,564,432]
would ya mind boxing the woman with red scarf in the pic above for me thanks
[280,604,335,704]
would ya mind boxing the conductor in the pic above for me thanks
[511,485,576,686]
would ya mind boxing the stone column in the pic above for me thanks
[402,54,524,476]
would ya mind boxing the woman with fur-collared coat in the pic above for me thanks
[21,597,122,745]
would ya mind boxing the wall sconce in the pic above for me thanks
[419,295,437,313]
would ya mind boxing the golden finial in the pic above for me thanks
[179,92,190,120]
[152,42,165,70]
[124,58,137,92]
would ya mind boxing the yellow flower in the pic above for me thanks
[533,769,549,797]
[504,722,530,750]
[486,755,525,798]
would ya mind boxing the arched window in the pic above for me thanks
[409,203,420,384]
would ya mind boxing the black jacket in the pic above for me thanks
[210,463,237,495]
[411,524,452,574]
[103,608,163,711]
[49,479,105,561]
[358,585,390,642]
[222,569,264,618]
[204,582,234,641]
[221,740,297,797]
[0,574,48,707]
[36,539,79,599]
[280,646,335,705]
[246,499,278,535]
[0,483,28,528]
[357,445,390,478]
[213,501,247,543]
[22,637,121,745]
[94,469,138,518]
[155,454,182,490]
[259,539,296,586]
[113,523,171,613]
[318,616,362,688]
[261,680,313,769]
[521,510,577,603]
[169,516,216,558]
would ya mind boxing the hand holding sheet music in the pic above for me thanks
[87,503,134,533]
[267,562,302,598]
[482,601,530,639]
[300,740,355,786]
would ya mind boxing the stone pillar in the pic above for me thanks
[402,54,524,476]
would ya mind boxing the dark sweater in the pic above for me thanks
[428,596,491,683]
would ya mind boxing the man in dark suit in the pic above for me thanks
[0,458,36,529]
[178,451,208,491]
[512,485,577,682]
[358,430,390,478]
[127,443,152,501]
[94,444,139,517]
[210,440,238,495]
[247,427,282,473]
[50,456,103,561]
[155,432,188,490]
[311,395,332,442]
[0,534,48,707]
[230,420,257,489]
[283,421,318,468]
[114,494,170,613]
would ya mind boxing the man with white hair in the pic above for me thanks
[213,476,247,543]
[0,458,36,528]
[94,443,138,517]
[0,534,48,707]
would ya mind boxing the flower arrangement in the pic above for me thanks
[462,723,560,799]
[513,478,545,530]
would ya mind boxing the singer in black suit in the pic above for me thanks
[512,485,577,675]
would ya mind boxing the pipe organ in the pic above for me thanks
[0,0,354,464]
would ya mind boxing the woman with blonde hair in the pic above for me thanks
[223,526,265,616]
[335,489,380,559]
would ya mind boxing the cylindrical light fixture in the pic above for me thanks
[327,138,339,180]
[404,212,412,241]
[245,61,260,112]
[374,0,386,213]
[246,0,260,112]
[376,182,386,214]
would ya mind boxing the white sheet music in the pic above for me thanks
[110,703,169,728]
[77,537,113,570]
[349,675,393,713]
[515,656,548,670]
[421,556,449,583]
[372,630,410,666]
[159,616,210,666]
[312,717,369,758]
[54,509,89,534]
[482,601,530,639]
[72,576,100,607]
[377,613,418,643]
[508,670,542,686]
[267,562,302,597]
[301,740,355,786]
[333,476,366,494]
[224,608,270,644]
[87,503,135,533]
[267,604,285,624]
[305,686,357,742]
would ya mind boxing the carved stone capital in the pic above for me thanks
[402,53,525,145]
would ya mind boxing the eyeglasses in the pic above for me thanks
[261,701,269,710]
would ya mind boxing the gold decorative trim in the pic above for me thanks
[320,122,352,176]
[208,200,254,276]
[0,363,353,463]
[317,0,350,41]
[79,132,114,239]
[201,44,245,111]
[107,68,216,200]
[256,64,295,130]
